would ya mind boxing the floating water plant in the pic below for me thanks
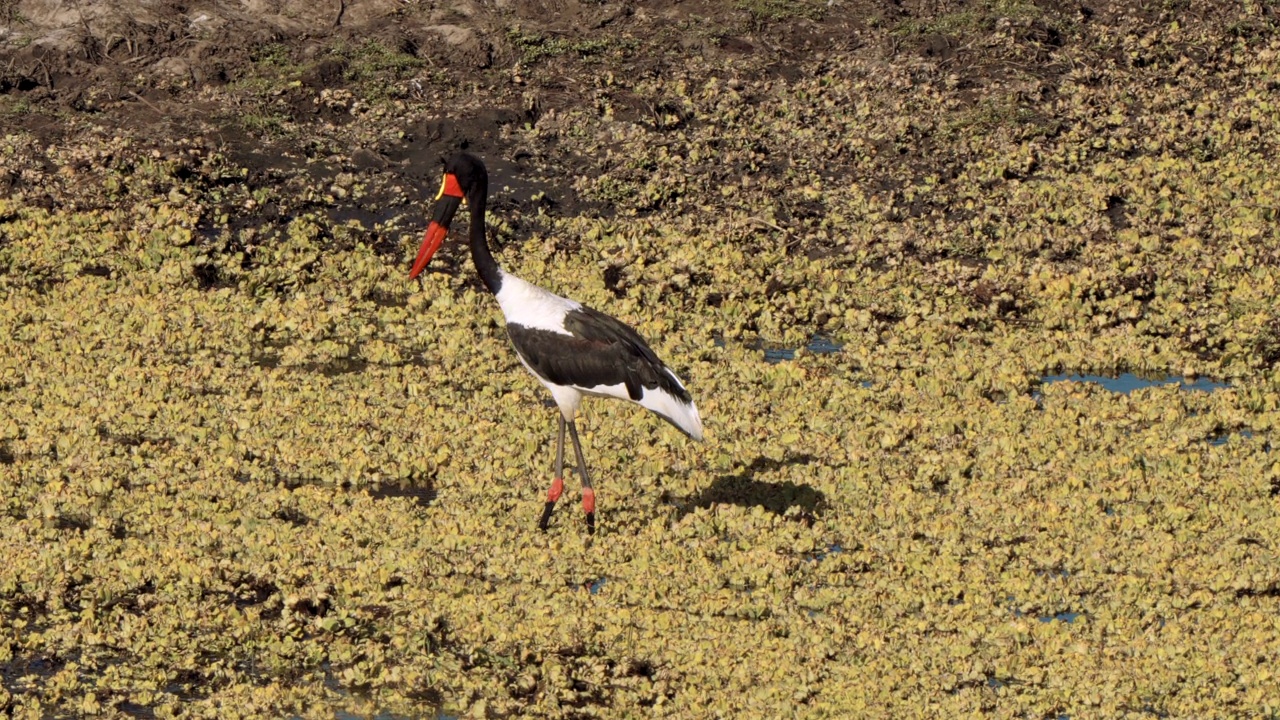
[3,5,1280,719]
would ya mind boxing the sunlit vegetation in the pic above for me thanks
[2,3,1280,718]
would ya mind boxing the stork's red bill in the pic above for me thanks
[408,172,465,279]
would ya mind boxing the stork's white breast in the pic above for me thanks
[494,270,580,336]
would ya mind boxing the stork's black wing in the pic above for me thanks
[505,305,691,403]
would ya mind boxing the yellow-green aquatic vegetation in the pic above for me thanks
[3,16,1280,720]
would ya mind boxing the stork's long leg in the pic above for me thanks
[538,415,567,531]
[566,419,596,534]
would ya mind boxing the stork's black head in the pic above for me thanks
[409,152,489,279]
[443,152,488,197]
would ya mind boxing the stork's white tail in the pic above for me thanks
[638,369,704,441]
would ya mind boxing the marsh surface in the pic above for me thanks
[3,0,1280,718]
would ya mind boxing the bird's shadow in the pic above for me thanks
[672,453,826,523]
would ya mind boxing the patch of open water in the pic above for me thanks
[753,334,844,364]
[1036,374,1266,447]
[315,707,455,720]
[713,334,846,364]
[1038,373,1229,395]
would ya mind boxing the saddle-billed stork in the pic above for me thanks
[409,153,703,534]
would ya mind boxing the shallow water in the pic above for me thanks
[1040,374,1261,447]
[1039,373,1230,394]
[1038,611,1082,624]
[331,710,454,720]
[810,542,844,562]
[714,333,845,363]
[1209,429,1256,446]
[757,334,844,363]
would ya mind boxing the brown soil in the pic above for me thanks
[3,0,1271,380]
[10,0,1250,230]
[5,0,1252,257]
[0,0,1097,247]
[1,0,855,202]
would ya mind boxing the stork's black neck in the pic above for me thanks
[466,177,503,294]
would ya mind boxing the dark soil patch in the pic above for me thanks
[0,0,1194,273]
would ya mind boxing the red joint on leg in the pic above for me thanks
[582,487,596,514]
[547,477,564,503]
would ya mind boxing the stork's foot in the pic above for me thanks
[538,477,565,531]
[583,487,596,535]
